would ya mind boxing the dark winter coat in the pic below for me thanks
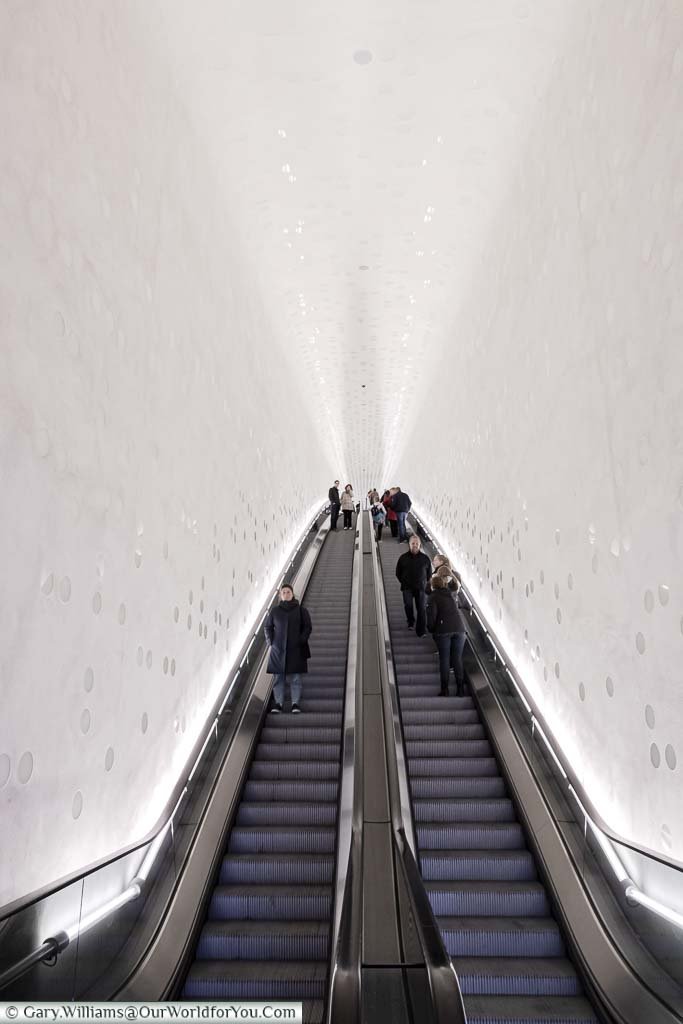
[391,490,412,513]
[395,550,432,591]
[329,486,340,505]
[264,599,312,675]
[427,589,467,635]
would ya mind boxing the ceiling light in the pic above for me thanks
[278,129,287,138]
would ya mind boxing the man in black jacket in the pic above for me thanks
[395,535,432,636]
[390,487,412,542]
[264,583,313,713]
[328,480,341,531]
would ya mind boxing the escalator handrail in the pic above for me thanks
[326,512,363,1024]
[369,515,467,1024]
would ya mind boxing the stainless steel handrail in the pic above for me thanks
[410,508,683,934]
[0,505,330,993]
[369,514,467,1024]
[326,511,363,1024]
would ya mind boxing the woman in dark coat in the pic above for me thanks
[426,574,467,697]
[264,583,312,713]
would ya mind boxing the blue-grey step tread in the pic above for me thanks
[228,826,336,853]
[220,853,334,884]
[404,724,485,739]
[249,761,340,780]
[409,756,500,776]
[427,881,549,916]
[236,802,337,826]
[255,743,340,760]
[417,823,525,849]
[413,798,515,822]
[194,919,330,960]
[243,780,339,800]
[402,709,480,724]
[438,916,563,937]
[452,958,582,997]
[265,713,342,727]
[421,850,537,881]
[406,740,492,757]
[411,776,506,798]
[186,961,328,982]
[260,727,341,743]
[462,995,597,1022]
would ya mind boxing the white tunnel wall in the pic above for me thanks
[0,6,332,908]
[401,5,683,863]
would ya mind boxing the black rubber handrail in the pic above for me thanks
[370,515,466,1024]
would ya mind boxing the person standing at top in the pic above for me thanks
[426,574,467,696]
[390,486,412,543]
[395,534,432,636]
[328,480,341,531]
[264,583,312,714]
[382,490,398,539]
[340,484,355,530]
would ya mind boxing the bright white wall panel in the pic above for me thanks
[0,3,331,907]
[401,3,683,861]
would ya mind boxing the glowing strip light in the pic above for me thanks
[410,508,683,932]
[30,502,328,961]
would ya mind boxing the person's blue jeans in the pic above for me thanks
[273,673,302,706]
[434,633,467,694]
[396,511,408,541]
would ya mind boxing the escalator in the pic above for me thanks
[182,526,355,1022]
[378,539,599,1024]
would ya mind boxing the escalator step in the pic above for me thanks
[421,850,537,882]
[265,713,343,728]
[417,823,525,850]
[406,739,492,758]
[249,760,340,781]
[401,696,475,710]
[426,881,550,917]
[404,724,486,740]
[453,958,583,997]
[243,780,339,802]
[260,727,341,744]
[183,960,328,1000]
[463,994,597,1023]
[410,776,506,799]
[220,854,335,885]
[402,709,480,725]
[438,917,565,958]
[228,826,336,854]
[413,798,516,823]
[255,743,340,761]
[409,757,499,777]
[237,801,338,826]
[209,884,332,921]
[194,920,330,961]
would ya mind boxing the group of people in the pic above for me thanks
[367,487,413,543]
[327,481,357,531]
[396,535,468,697]
[263,488,467,713]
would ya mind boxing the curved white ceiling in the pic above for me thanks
[146,0,573,487]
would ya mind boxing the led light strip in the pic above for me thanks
[7,503,327,967]
[411,508,683,933]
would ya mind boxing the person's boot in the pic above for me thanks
[440,686,449,697]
